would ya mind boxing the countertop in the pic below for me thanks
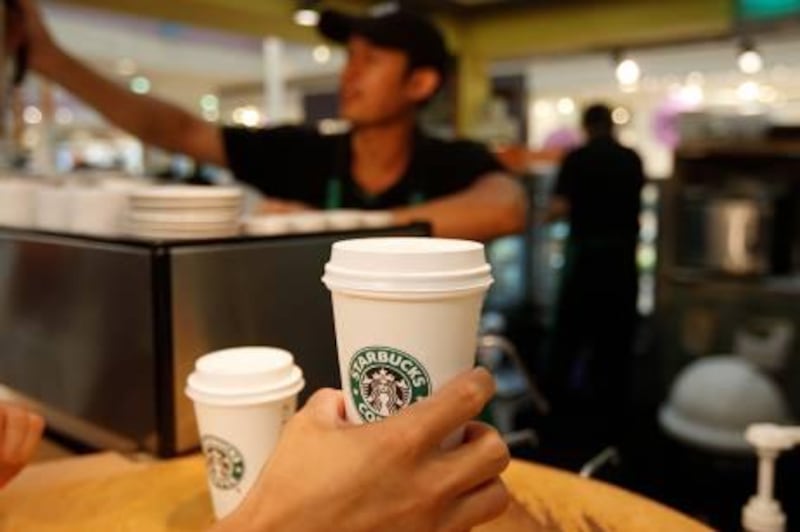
[0,453,712,531]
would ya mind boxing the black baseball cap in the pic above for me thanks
[318,7,452,81]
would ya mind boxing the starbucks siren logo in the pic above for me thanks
[349,346,431,423]
[201,435,245,490]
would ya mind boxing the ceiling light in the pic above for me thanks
[679,84,704,107]
[556,97,575,115]
[738,40,764,75]
[23,105,42,125]
[293,1,321,27]
[233,106,261,128]
[294,9,319,27]
[313,45,331,64]
[737,81,761,102]
[614,53,641,87]
[200,94,219,112]
[612,107,631,125]
[130,76,151,95]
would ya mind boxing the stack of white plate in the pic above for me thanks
[0,178,39,228]
[127,186,243,240]
[243,210,394,237]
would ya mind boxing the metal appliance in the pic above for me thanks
[705,196,771,275]
[0,225,428,456]
[676,184,781,276]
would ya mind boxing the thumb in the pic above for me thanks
[301,388,349,429]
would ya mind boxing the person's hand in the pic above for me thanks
[5,0,59,73]
[0,404,45,489]
[217,368,510,532]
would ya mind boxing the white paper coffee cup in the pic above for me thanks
[185,347,305,519]
[322,237,493,447]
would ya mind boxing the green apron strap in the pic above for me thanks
[325,178,342,210]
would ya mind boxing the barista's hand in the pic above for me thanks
[216,368,510,532]
[0,404,45,489]
[5,0,59,73]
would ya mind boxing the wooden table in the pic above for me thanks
[0,454,711,531]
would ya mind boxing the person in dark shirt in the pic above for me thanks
[10,1,526,241]
[544,103,645,444]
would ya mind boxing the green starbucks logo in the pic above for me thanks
[201,435,245,490]
[349,346,431,423]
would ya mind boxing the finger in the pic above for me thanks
[17,412,44,464]
[432,422,510,496]
[462,420,498,443]
[302,388,348,428]
[2,406,29,463]
[437,478,510,532]
[382,367,496,450]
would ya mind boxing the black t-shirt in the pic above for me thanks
[554,137,644,242]
[222,126,504,210]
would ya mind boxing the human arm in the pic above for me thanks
[0,404,45,489]
[393,173,528,241]
[9,0,226,166]
[214,368,510,532]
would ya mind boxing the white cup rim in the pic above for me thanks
[186,372,305,406]
[323,265,492,294]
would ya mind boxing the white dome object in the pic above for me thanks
[659,356,793,453]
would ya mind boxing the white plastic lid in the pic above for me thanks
[322,237,493,293]
[185,347,304,406]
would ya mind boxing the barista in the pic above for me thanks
[8,2,527,241]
